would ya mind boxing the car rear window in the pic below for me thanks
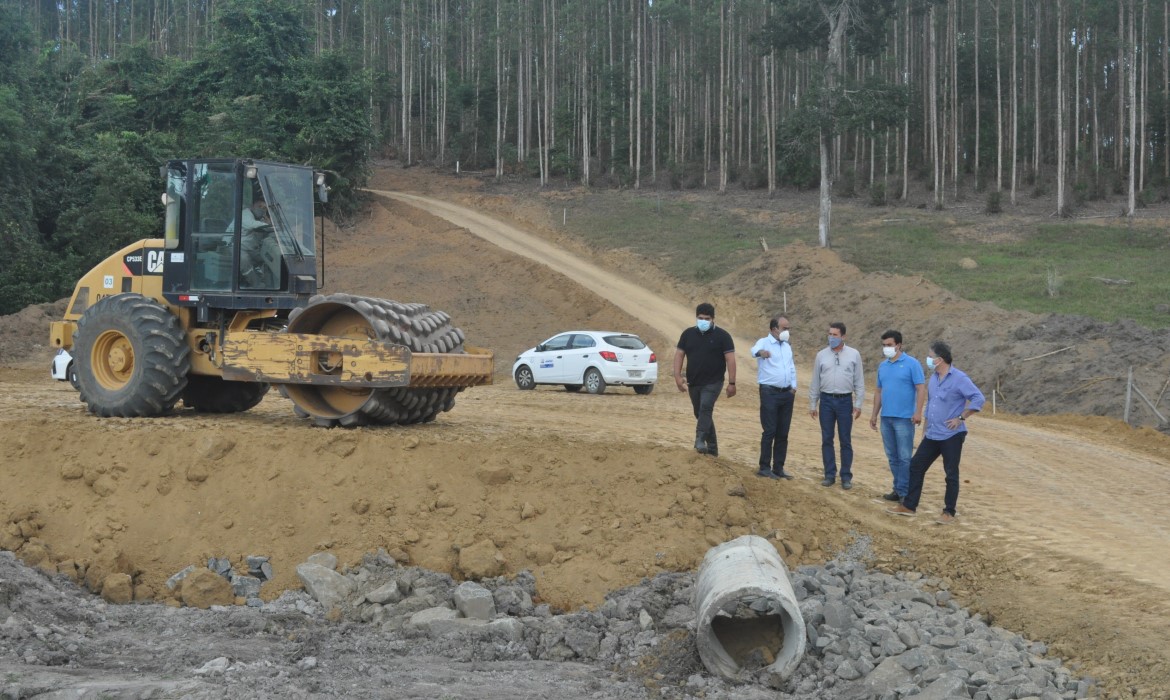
[603,335,646,350]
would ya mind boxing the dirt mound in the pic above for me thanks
[0,299,67,368]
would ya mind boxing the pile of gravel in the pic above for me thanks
[0,548,1099,699]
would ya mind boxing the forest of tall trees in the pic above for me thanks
[2,0,1169,311]
[12,0,1170,200]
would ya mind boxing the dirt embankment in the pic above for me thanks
[1,163,1170,696]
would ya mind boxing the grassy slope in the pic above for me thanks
[558,190,1170,328]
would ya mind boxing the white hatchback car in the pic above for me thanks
[512,331,658,395]
[51,348,80,389]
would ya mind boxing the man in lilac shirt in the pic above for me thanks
[888,341,984,524]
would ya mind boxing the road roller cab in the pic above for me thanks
[49,158,493,427]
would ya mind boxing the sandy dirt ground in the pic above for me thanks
[1,164,1169,696]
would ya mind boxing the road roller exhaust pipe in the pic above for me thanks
[692,535,806,683]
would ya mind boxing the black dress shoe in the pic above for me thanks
[773,470,794,480]
[841,480,853,490]
[882,491,901,501]
[694,437,708,454]
[820,477,835,487]
[756,469,780,479]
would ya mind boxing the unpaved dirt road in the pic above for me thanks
[372,189,1170,605]
[2,166,1169,696]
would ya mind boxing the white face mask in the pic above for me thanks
[882,346,897,359]
[777,330,790,342]
[926,356,938,370]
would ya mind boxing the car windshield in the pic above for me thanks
[603,335,646,350]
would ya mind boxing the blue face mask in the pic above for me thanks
[696,319,712,332]
[828,336,843,349]
[926,356,937,370]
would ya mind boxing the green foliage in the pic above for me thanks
[775,106,821,188]
[839,220,1170,327]
[0,222,80,315]
[985,191,1002,214]
[835,168,857,198]
[760,0,899,57]
[0,0,377,312]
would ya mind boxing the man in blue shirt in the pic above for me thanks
[888,341,985,524]
[869,330,925,502]
[751,315,797,480]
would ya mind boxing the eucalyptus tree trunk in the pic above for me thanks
[930,5,942,209]
[1117,2,1125,174]
[1128,0,1137,216]
[581,32,591,186]
[402,0,413,166]
[995,0,1004,191]
[1139,0,1148,192]
[651,12,659,186]
[819,5,848,247]
[635,0,643,189]
[902,0,910,201]
[1033,0,1040,180]
[765,53,777,195]
[718,2,729,193]
[495,0,503,179]
[1010,0,1018,204]
[975,0,981,191]
[1056,0,1066,216]
[1073,0,1081,179]
[950,1,958,200]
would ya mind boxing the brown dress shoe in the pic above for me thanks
[936,512,956,524]
[887,504,916,516]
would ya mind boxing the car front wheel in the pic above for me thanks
[515,365,536,390]
[583,368,607,395]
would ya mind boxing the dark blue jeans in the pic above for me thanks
[818,393,855,480]
[879,416,915,496]
[688,381,723,448]
[902,432,967,515]
[759,385,795,472]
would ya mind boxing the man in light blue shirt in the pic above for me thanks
[869,330,925,502]
[888,341,985,524]
[751,316,797,480]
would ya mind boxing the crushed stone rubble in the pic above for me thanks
[0,548,1100,699]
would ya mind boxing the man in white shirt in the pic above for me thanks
[750,315,797,480]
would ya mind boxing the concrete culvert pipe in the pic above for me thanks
[693,535,806,682]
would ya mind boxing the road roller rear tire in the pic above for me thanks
[283,293,467,427]
[182,375,270,413]
[73,294,190,418]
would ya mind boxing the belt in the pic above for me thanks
[765,385,794,392]
[821,392,852,397]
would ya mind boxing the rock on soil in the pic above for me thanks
[0,547,1099,699]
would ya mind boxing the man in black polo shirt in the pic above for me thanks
[673,302,737,457]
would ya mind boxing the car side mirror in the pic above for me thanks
[535,344,545,352]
